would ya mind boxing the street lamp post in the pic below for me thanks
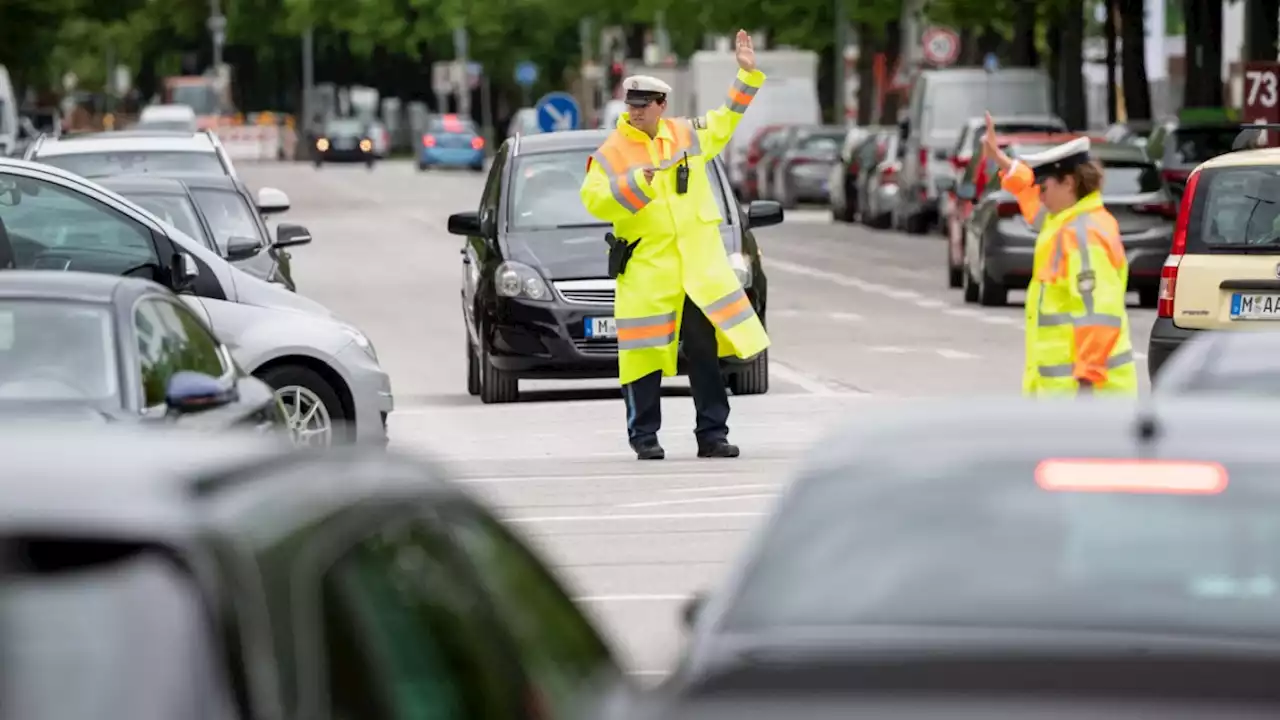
[208,0,226,71]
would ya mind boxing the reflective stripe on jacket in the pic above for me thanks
[580,68,770,386]
[1000,162,1138,397]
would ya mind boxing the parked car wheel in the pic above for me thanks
[259,364,348,446]
[728,350,770,395]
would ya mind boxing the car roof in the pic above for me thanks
[515,129,611,154]
[0,270,160,303]
[1199,145,1280,170]
[34,133,216,156]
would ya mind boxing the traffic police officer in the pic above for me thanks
[580,30,769,460]
[981,113,1138,396]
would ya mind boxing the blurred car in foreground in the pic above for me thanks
[1147,141,1280,379]
[0,271,283,434]
[0,157,393,445]
[312,116,376,168]
[615,397,1280,719]
[957,139,1174,307]
[23,129,238,178]
[418,113,486,172]
[448,130,778,403]
[1152,330,1280,396]
[98,174,307,291]
[0,424,626,719]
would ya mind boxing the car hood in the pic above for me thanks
[229,265,335,318]
[504,225,741,280]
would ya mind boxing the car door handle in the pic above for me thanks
[460,248,471,264]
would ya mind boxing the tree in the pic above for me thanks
[1244,0,1280,61]
[1183,0,1224,106]
[1117,0,1152,120]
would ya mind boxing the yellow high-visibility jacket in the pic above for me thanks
[1000,162,1138,396]
[580,69,770,386]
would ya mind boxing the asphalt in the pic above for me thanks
[238,158,1158,677]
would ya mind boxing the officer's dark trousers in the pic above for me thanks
[623,296,729,446]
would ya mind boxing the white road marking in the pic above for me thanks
[882,288,922,300]
[506,511,768,523]
[936,348,979,359]
[980,315,1019,325]
[869,345,910,353]
[914,298,947,309]
[456,471,786,485]
[665,483,778,494]
[1135,351,1148,360]
[944,307,985,318]
[829,311,864,321]
[770,361,842,396]
[618,493,778,509]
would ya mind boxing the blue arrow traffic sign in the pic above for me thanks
[515,61,538,87]
[535,91,580,132]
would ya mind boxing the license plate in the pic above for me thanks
[1230,293,1280,319]
[584,317,617,338]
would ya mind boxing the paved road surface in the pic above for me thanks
[240,159,1157,676]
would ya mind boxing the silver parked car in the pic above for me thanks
[772,125,846,209]
[0,157,392,445]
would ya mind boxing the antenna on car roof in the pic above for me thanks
[1233,123,1280,151]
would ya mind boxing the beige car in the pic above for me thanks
[1149,139,1280,378]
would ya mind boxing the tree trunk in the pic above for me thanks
[856,22,876,125]
[1057,0,1087,128]
[1105,0,1118,122]
[959,27,979,66]
[1011,3,1039,67]
[1118,0,1153,119]
[1245,0,1280,60]
[1183,0,1224,106]
[878,19,903,124]
[1047,10,1062,115]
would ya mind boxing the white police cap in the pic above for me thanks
[1018,136,1092,181]
[623,75,672,106]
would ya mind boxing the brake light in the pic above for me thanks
[1158,170,1200,318]
[880,164,899,183]
[952,156,970,171]
[471,136,484,150]
[918,148,928,168]
[997,200,1021,218]
[747,149,762,164]
[422,134,436,147]
[1162,168,1190,185]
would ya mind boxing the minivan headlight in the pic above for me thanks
[495,261,552,301]
[728,252,752,288]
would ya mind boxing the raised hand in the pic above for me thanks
[735,30,755,72]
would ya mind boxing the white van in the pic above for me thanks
[894,68,1053,234]
[0,66,17,157]
[136,104,198,132]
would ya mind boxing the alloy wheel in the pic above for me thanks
[276,385,333,446]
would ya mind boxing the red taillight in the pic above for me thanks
[997,200,1021,218]
[952,156,970,171]
[1135,201,1178,219]
[1162,168,1191,184]
[1158,170,1200,317]
[422,134,436,147]
[747,150,761,164]
[918,148,928,168]
[790,157,812,166]
[881,164,899,183]
[471,136,484,150]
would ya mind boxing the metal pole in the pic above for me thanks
[835,0,847,125]
[481,72,494,146]
[579,19,592,126]
[453,26,471,119]
[302,26,314,122]
[209,0,225,71]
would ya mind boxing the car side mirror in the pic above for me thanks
[165,370,238,416]
[746,200,784,229]
[681,592,706,631]
[448,210,483,237]
[934,176,957,193]
[274,223,313,248]
[172,252,199,291]
[256,187,290,214]
[956,182,977,201]
[226,235,261,261]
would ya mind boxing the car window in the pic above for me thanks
[925,80,1050,140]
[0,173,160,277]
[1101,162,1162,194]
[134,297,227,407]
[797,132,844,155]
[36,151,225,178]
[322,519,521,720]
[0,545,231,720]
[118,192,211,250]
[509,150,730,231]
[441,503,616,717]
[0,300,118,401]
[190,188,262,255]
[1170,126,1238,164]
[1194,167,1280,247]
[323,119,366,136]
[721,457,1280,641]
[428,116,479,135]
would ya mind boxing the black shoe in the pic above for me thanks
[633,440,665,460]
[697,440,740,458]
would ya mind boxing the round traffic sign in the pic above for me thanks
[922,27,960,67]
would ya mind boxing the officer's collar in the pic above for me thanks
[618,113,674,142]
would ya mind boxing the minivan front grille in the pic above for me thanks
[553,279,615,306]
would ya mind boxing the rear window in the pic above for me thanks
[925,80,1050,140]
[722,458,1280,641]
[37,151,224,179]
[797,132,843,154]
[428,116,478,135]
[1193,167,1280,247]
[1170,126,1238,164]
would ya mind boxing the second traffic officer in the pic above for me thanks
[580,29,769,460]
